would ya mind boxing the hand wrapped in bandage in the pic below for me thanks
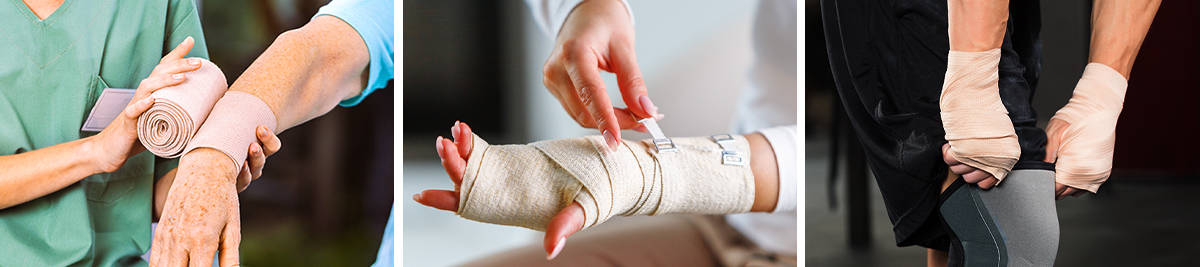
[940,49,1021,187]
[415,121,757,259]
[1045,63,1127,194]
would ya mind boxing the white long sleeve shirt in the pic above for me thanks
[525,0,798,254]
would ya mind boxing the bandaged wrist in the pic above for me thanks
[183,91,278,172]
[457,134,756,232]
[138,59,228,157]
[940,49,1020,180]
[1050,63,1127,193]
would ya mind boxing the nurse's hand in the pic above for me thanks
[543,0,662,151]
[89,37,203,172]
[151,148,242,267]
[236,125,282,192]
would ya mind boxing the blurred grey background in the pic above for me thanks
[403,0,765,266]
[806,0,1200,266]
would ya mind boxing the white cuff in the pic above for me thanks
[758,125,797,213]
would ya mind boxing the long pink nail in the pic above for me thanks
[602,130,618,151]
[547,237,566,260]
[638,95,659,117]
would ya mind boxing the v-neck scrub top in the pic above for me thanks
[0,0,208,265]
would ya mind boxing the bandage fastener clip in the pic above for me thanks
[711,134,746,166]
[639,118,677,153]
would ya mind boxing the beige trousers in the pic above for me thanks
[461,215,796,267]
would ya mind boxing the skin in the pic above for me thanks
[413,121,781,259]
[151,15,370,267]
[543,0,663,151]
[931,0,1161,265]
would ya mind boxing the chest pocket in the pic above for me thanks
[82,74,142,204]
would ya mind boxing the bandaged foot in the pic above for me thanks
[940,49,1020,181]
[457,133,756,231]
[1047,63,1127,193]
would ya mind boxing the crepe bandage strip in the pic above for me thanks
[137,59,229,158]
[940,49,1020,181]
[457,134,756,232]
[1049,63,1127,193]
[183,91,278,171]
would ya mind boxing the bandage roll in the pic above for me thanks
[183,91,278,171]
[940,49,1020,181]
[1049,63,1127,193]
[137,59,228,158]
[457,134,756,232]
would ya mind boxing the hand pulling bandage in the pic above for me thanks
[940,49,1020,181]
[183,91,278,171]
[457,134,756,231]
[1048,63,1127,193]
[137,59,229,157]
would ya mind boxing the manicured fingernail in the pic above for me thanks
[654,113,665,120]
[602,130,618,151]
[436,136,444,149]
[412,193,422,202]
[638,95,659,117]
[547,237,566,260]
[172,74,185,80]
[189,58,200,66]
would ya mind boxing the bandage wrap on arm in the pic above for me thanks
[1049,63,1127,193]
[137,59,228,157]
[182,91,278,171]
[457,134,756,231]
[940,49,1020,180]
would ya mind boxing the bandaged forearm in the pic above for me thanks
[940,49,1020,180]
[1049,63,1127,193]
[138,59,228,157]
[457,134,756,232]
[182,92,278,172]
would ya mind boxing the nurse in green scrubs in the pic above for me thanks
[0,0,206,265]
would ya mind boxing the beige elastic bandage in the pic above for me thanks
[138,59,228,158]
[183,91,278,171]
[457,134,756,231]
[1049,63,1127,193]
[941,49,1020,181]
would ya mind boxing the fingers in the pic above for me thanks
[961,169,990,184]
[150,229,171,267]
[451,121,473,159]
[544,202,585,260]
[1055,183,1068,196]
[235,164,251,192]
[976,177,998,190]
[137,73,187,97]
[256,126,281,157]
[437,136,465,187]
[1044,119,1067,163]
[413,190,459,212]
[162,37,196,63]
[942,144,962,165]
[187,243,218,267]
[247,143,266,180]
[123,97,156,120]
[562,41,622,151]
[948,163,974,175]
[155,58,203,77]
[609,41,659,119]
[219,210,242,267]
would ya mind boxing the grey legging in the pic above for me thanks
[940,169,1060,267]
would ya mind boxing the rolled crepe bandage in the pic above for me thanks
[183,91,278,172]
[137,59,228,157]
[940,49,1020,181]
[457,134,756,232]
[1048,63,1127,193]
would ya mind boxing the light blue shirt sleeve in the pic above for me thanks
[371,207,395,267]
[313,0,395,107]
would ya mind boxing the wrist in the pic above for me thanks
[180,148,240,184]
[79,135,118,173]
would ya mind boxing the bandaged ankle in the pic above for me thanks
[138,59,228,157]
[1049,63,1127,193]
[183,91,278,171]
[940,49,1020,180]
[457,134,756,231]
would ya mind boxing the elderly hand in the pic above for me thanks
[542,0,662,151]
[150,148,242,267]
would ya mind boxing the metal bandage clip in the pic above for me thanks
[638,118,677,153]
[711,134,745,166]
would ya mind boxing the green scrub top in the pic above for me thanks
[0,0,207,265]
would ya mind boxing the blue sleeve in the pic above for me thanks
[314,0,395,107]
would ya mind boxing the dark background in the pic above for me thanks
[806,0,1200,266]
[198,0,393,265]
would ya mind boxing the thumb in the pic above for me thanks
[544,202,585,260]
[1044,119,1069,163]
[610,43,657,119]
[219,206,242,267]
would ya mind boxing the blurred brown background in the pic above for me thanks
[197,0,393,265]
